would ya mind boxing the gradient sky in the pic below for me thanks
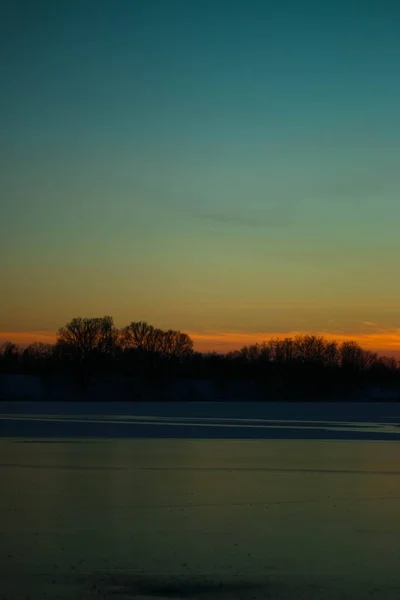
[1,0,400,355]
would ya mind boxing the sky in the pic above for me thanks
[1,0,400,356]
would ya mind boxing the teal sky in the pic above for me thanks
[1,0,400,353]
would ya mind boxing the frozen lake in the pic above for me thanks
[1,402,400,599]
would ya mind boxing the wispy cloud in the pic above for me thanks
[199,205,295,231]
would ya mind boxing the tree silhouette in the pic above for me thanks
[0,319,398,401]
[293,335,327,364]
[23,342,53,362]
[0,342,21,372]
[158,329,194,359]
[339,341,377,371]
[57,316,118,362]
[121,321,160,353]
[121,322,194,359]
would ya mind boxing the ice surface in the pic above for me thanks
[1,402,400,599]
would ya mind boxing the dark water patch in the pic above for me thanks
[91,574,266,598]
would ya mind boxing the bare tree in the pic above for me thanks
[293,335,329,364]
[340,341,366,370]
[23,342,53,361]
[377,356,398,371]
[238,343,272,362]
[121,321,161,353]
[158,329,194,359]
[270,337,296,362]
[0,342,19,357]
[121,322,193,359]
[324,341,340,367]
[57,316,118,361]
[238,345,258,362]
[361,350,379,370]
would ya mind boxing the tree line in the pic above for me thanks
[1,316,399,399]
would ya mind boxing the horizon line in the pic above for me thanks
[1,328,400,359]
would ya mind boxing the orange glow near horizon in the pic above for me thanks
[1,328,400,359]
[187,330,400,358]
[0,331,58,346]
